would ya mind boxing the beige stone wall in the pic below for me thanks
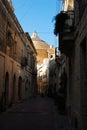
[0,51,35,104]
[0,1,37,109]
[0,52,23,103]
[37,49,48,64]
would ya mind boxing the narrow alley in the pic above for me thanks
[0,96,73,130]
[1,0,87,129]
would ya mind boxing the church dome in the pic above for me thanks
[31,32,50,50]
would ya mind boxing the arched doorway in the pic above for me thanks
[5,72,9,105]
[25,79,28,98]
[18,76,22,100]
[12,75,16,103]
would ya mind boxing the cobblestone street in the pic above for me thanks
[0,96,73,130]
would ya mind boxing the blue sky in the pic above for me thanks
[12,0,62,47]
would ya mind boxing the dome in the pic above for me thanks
[31,32,50,50]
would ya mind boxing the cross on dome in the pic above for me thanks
[31,32,40,40]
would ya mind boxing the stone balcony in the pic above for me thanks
[58,11,74,56]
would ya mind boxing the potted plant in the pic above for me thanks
[54,11,69,35]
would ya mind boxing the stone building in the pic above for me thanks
[55,0,87,129]
[73,0,87,129]
[48,59,58,97]
[37,59,49,95]
[55,47,67,113]
[31,32,55,65]
[0,0,37,111]
[31,32,55,95]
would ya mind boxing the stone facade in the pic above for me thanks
[32,32,55,65]
[48,59,58,97]
[0,0,37,111]
[32,32,55,95]
[55,0,87,129]
[74,1,87,129]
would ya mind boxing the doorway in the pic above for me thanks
[5,72,9,105]
[18,76,22,100]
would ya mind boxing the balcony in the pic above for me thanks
[54,11,74,56]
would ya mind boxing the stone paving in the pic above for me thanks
[0,96,74,130]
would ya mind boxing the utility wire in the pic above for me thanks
[14,0,32,22]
